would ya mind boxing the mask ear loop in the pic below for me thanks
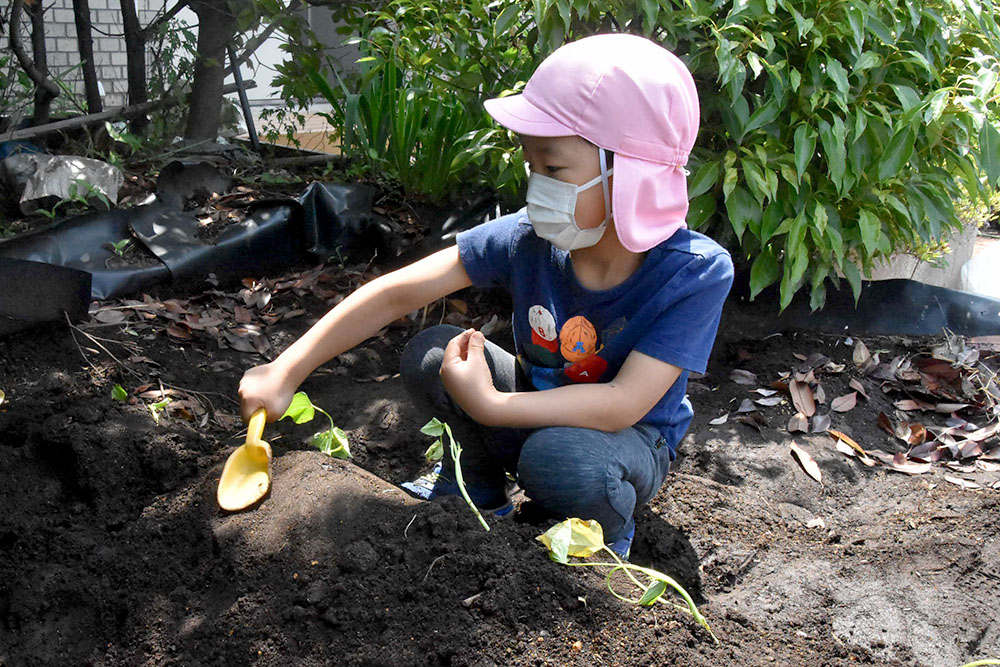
[598,148,613,223]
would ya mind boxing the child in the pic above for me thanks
[239,33,733,559]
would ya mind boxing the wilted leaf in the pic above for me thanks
[166,321,193,340]
[536,518,605,564]
[737,398,757,413]
[877,412,894,435]
[813,384,826,404]
[877,451,932,475]
[95,309,126,324]
[831,392,857,413]
[0,389,5,406]
[907,423,927,446]
[793,352,808,361]
[730,369,758,385]
[790,442,823,483]
[789,379,816,417]
[907,441,943,462]
[709,413,729,426]
[736,412,766,432]
[835,440,877,466]
[935,402,970,414]
[944,475,982,490]
[849,378,870,400]
[788,412,809,433]
[811,413,832,433]
[852,340,872,367]
[964,423,1000,442]
[894,398,931,411]
[424,438,444,461]
[234,305,253,324]
[754,388,778,396]
[829,429,868,457]
[755,396,784,407]
[448,299,468,314]
[824,362,846,373]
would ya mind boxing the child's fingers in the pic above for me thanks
[442,328,473,364]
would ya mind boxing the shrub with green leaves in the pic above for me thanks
[278,0,1000,307]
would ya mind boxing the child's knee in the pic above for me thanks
[400,324,463,385]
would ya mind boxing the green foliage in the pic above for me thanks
[270,0,1000,308]
[421,418,490,531]
[35,179,113,220]
[111,384,128,402]
[281,391,351,459]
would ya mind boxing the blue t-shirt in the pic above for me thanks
[456,209,734,458]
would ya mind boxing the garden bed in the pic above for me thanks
[0,250,998,666]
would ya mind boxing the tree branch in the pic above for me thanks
[222,0,303,78]
[9,0,60,100]
[140,0,191,40]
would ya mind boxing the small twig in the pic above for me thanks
[404,514,417,539]
[65,313,102,375]
[422,554,450,584]
[65,314,143,380]
[461,592,483,608]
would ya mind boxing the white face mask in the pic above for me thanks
[526,148,613,251]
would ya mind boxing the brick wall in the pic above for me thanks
[40,1,160,110]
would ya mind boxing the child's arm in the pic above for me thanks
[239,246,473,421]
[441,329,682,432]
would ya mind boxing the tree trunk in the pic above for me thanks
[120,0,148,133]
[184,0,239,141]
[72,0,103,113]
[27,1,57,125]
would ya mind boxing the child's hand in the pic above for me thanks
[440,328,499,423]
[238,362,296,423]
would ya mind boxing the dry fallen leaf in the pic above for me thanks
[790,442,823,483]
[813,384,826,404]
[755,396,784,407]
[830,392,857,413]
[789,379,816,417]
[835,440,877,467]
[754,388,778,397]
[848,378,870,400]
[730,369,758,386]
[95,309,127,324]
[944,475,982,490]
[852,339,872,367]
[709,413,729,426]
[737,398,757,413]
[787,412,809,433]
[811,413,832,433]
[894,399,931,411]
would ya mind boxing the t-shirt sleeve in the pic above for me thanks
[634,249,734,374]
[455,214,520,289]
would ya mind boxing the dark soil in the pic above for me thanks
[1,258,998,666]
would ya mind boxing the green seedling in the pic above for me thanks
[421,418,489,532]
[280,391,351,460]
[109,239,131,257]
[148,397,171,424]
[111,384,128,402]
[537,518,717,644]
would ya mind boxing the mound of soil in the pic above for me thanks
[1,262,998,666]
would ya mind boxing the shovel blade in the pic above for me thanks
[217,440,272,511]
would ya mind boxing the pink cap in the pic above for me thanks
[484,34,699,252]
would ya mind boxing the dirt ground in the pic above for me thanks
[1,251,998,666]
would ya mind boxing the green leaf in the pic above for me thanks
[826,57,849,97]
[877,127,915,180]
[842,261,863,305]
[281,392,315,424]
[725,186,761,241]
[688,161,720,199]
[854,51,881,73]
[858,209,881,255]
[891,85,921,115]
[743,98,780,135]
[979,122,1000,186]
[545,520,571,564]
[421,418,446,438]
[687,194,716,230]
[424,438,444,462]
[749,246,780,300]
[639,580,668,607]
[111,384,128,402]
[793,125,817,179]
[312,427,352,459]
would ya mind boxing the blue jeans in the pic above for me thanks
[399,325,672,543]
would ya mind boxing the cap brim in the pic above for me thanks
[612,155,688,252]
[484,94,575,137]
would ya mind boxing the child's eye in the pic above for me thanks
[546,166,562,174]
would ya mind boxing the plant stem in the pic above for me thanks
[444,423,490,532]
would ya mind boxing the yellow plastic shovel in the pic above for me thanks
[217,408,272,511]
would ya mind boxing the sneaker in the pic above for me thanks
[401,462,512,514]
[607,524,635,561]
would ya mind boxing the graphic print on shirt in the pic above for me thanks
[523,307,609,384]
[526,305,561,367]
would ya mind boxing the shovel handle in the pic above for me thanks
[247,408,267,444]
